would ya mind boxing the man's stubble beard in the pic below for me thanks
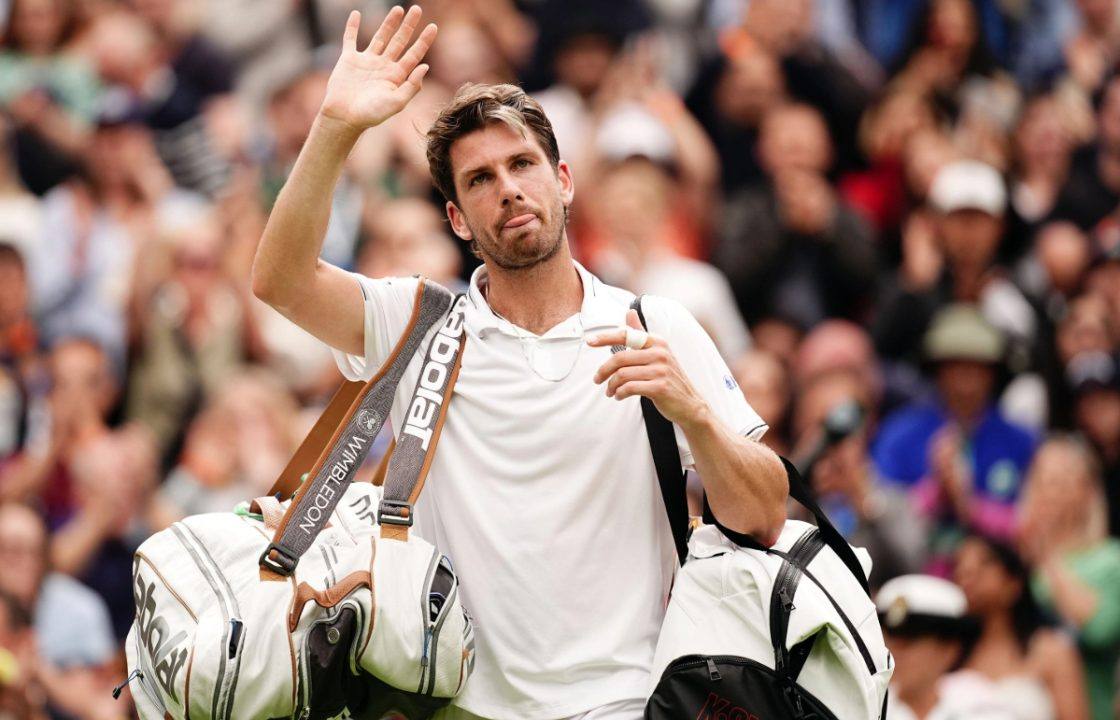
[468,201,569,272]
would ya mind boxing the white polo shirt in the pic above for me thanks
[333,262,766,720]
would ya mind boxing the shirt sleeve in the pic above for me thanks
[641,295,767,469]
[332,274,421,381]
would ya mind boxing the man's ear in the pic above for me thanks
[557,160,574,207]
[446,201,473,241]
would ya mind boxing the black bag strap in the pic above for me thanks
[627,296,690,565]
[628,296,870,595]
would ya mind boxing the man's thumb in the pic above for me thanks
[626,308,643,330]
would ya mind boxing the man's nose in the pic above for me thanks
[497,171,524,206]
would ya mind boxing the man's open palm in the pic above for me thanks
[321,5,438,131]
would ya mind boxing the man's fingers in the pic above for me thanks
[606,365,659,397]
[384,4,423,60]
[614,380,659,402]
[593,348,661,384]
[391,63,429,104]
[587,328,664,349]
[398,23,438,75]
[343,10,360,52]
[626,308,642,330]
[367,5,405,54]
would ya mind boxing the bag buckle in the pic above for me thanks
[377,499,414,527]
[259,543,298,576]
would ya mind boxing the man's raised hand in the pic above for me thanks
[320,6,438,133]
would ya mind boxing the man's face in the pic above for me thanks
[446,122,573,272]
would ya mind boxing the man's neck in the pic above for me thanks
[482,243,583,335]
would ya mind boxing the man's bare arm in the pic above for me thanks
[251,6,437,356]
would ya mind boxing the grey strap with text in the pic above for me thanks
[259,280,456,577]
[378,295,468,540]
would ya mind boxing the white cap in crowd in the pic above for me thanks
[929,160,1006,217]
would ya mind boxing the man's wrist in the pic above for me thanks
[313,111,366,149]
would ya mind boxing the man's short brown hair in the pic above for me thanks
[426,83,560,205]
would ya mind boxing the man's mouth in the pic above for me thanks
[502,213,537,230]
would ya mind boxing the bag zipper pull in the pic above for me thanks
[112,669,143,699]
[421,626,433,668]
[705,657,722,681]
[779,586,796,612]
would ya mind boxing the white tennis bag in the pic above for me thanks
[124,280,476,719]
[628,297,892,720]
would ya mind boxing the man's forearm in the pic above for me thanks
[251,114,362,308]
[682,409,788,546]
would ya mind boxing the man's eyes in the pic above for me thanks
[513,158,532,168]
[469,173,490,187]
[469,159,533,187]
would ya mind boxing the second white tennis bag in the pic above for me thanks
[125,280,476,719]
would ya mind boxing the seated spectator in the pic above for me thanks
[793,365,927,588]
[873,305,1037,569]
[1018,436,1120,720]
[715,103,878,328]
[0,590,45,720]
[877,574,983,719]
[954,533,1089,720]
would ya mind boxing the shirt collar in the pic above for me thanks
[467,261,620,338]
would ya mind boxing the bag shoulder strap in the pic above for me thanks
[260,280,459,579]
[377,295,467,542]
[629,296,690,565]
[629,296,870,594]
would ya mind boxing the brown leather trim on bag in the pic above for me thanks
[370,439,395,487]
[380,333,466,542]
[135,552,198,622]
[261,281,430,582]
[287,570,373,632]
[268,380,364,500]
[358,537,378,659]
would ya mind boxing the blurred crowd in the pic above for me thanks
[1,0,1120,718]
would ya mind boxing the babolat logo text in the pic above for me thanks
[402,310,463,450]
[696,692,762,720]
[134,573,189,702]
[298,433,368,535]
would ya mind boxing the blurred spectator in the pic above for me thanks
[1052,294,1117,427]
[716,103,878,328]
[1062,0,1120,96]
[875,160,1038,391]
[793,368,928,588]
[1018,436,1120,720]
[357,196,462,288]
[793,319,884,412]
[733,348,790,456]
[954,533,1089,720]
[0,338,115,527]
[1064,352,1120,537]
[0,0,99,194]
[0,502,113,669]
[719,0,871,174]
[1006,94,1077,263]
[51,425,157,640]
[585,155,749,362]
[839,90,937,241]
[85,10,231,197]
[154,369,299,522]
[126,200,249,463]
[685,39,785,194]
[0,589,45,720]
[1051,74,1120,232]
[877,574,983,719]
[873,305,1037,569]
